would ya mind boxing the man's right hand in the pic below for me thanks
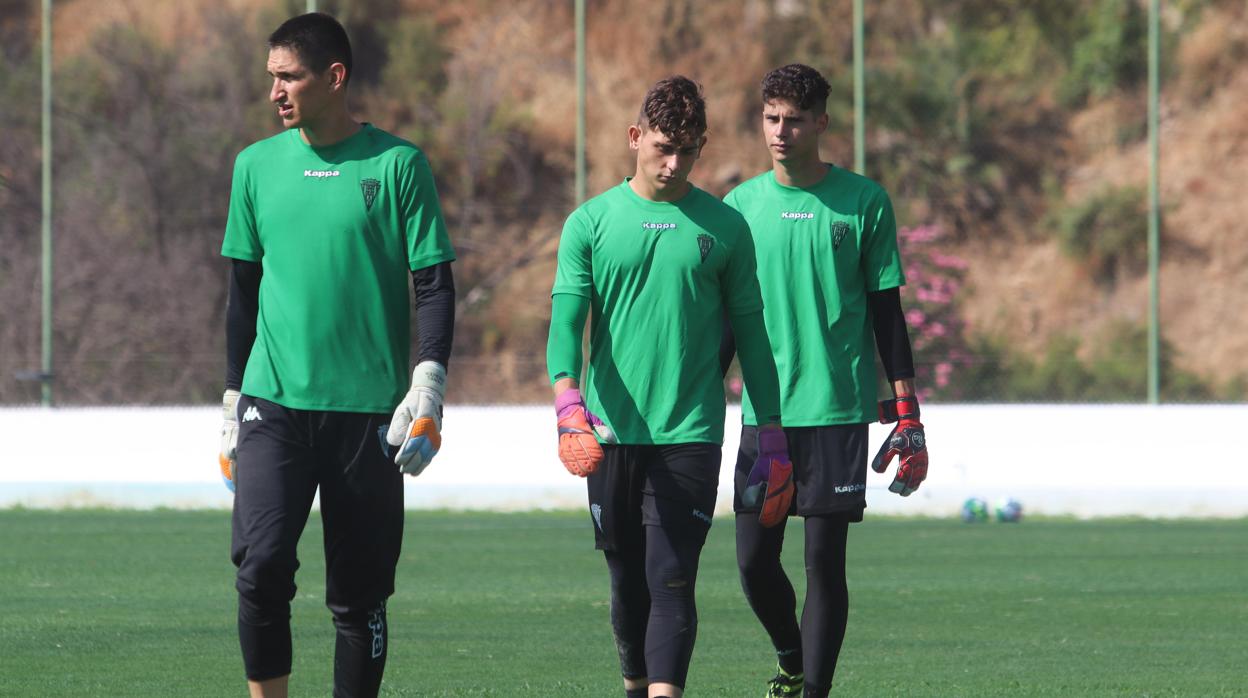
[743,425,794,527]
[555,388,616,477]
[219,390,241,493]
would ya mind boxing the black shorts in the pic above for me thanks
[231,395,404,614]
[587,442,721,552]
[733,424,868,521]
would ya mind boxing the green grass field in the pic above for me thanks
[1,510,1243,697]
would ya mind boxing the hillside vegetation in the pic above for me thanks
[0,0,1244,403]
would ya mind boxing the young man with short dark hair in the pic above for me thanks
[547,76,793,698]
[722,63,929,698]
[218,12,455,697]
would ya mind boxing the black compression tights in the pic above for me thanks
[606,523,708,690]
[736,513,849,697]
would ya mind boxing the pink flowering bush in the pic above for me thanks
[896,225,974,402]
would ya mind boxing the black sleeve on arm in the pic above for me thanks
[225,259,262,391]
[411,261,456,368]
[868,287,916,382]
[719,306,737,377]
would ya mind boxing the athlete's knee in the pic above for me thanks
[738,541,783,583]
[236,542,299,609]
[646,552,693,597]
[646,559,698,629]
[804,517,848,575]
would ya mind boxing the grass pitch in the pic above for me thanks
[0,510,1243,696]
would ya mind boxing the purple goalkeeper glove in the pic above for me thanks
[742,426,794,527]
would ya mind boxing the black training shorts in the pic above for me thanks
[231,395,404,615]
[587,442,721,552]
[733,424,868,521]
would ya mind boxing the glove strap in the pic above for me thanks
[412,361,447,396]
[223,389,241,421]
[878,395,920,424]
[555,388,586,418]
[757,426,787,455]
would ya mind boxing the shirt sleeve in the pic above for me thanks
[547,293,589,384]
[860,187,906,292]
[224,259,262,391]
[729,309,781,425]
[411,262,456,368]
[868,287,916,381]
[719,217,765,316]
[221,152,262,262]
[399,149,456,271]
[551,209,594,299]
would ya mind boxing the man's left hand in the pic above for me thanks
[871,395,928,496]
[386,361,446,477]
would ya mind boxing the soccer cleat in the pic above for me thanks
[764,664,803,698]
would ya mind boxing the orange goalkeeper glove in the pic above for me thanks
[555,388,617,477]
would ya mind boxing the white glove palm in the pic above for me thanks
[219,390,241,492]
[386,361,445,477]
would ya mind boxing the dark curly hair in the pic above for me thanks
[638,76,707,144]
[761,64,831,114]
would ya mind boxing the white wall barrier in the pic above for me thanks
[1,404,1244,517]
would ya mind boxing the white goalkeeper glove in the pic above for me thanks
[386,361,445,477]
[219,389,241,492]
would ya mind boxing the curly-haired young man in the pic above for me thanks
[721,63,929,697]
[547,76,792,698]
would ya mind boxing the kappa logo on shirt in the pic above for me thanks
[242,405,262,422]
[831,221,851,250]
[304,169,341,178]
[643,222,677,231]
[360,178,380,210]
[780,211,814,220]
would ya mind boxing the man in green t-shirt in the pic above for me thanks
[217,14,455,697]
[721,64,930,698]
[547,77,793,698]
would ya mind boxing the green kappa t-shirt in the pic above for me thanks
[552,180,764,445]
[221,124,455,413]
[725,165,905,426]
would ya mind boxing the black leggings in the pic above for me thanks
[606,521,709,688]
[736,513,849,697]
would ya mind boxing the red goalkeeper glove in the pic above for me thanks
[871,395,928,496]
[555,388,617,477]
[742,426,794,527]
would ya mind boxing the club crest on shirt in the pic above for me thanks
[360,178,380,211]
[831,220,851,250]
[697,233,713,263]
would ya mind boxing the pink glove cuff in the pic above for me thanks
[555,388,585,418]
